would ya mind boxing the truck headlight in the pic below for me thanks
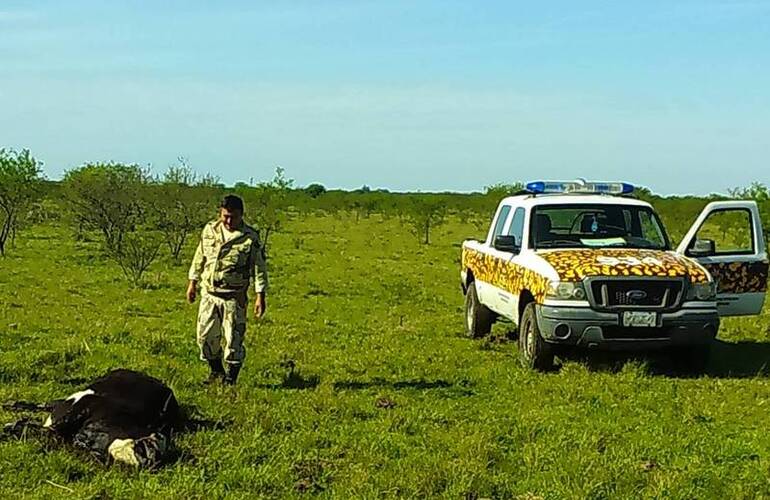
[688,281,717,301]
[546,281,587,301]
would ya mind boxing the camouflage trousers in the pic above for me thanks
[196,291,247,366]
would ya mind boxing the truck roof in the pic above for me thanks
[499,193,653,209]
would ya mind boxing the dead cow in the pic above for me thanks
[3,369,181,469]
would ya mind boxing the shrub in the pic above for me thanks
[0,148,45,256]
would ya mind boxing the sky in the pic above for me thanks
[1,1,769,195]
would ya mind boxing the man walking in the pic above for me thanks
[187,194,268,385]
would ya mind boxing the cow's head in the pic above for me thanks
[107,432,169,469]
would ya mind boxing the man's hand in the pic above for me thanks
[186,281,197,304]
[254,292,266,318]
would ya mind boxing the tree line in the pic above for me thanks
[1,148,768,286]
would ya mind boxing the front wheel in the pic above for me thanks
[464,283,493,338]
[518,302,554,371]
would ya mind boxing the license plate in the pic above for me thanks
[622,311,657,327]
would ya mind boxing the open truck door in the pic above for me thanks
[676,201,769,316]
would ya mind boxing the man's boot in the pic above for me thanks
[204,359,225,385]
[223,364,241,386]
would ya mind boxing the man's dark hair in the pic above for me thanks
[220,194,244,212]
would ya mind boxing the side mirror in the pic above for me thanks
[493,235,519,253]
[689,238,716,257]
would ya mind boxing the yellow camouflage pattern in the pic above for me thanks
[462,247,550,303]
[538,249,710,283]
[462,247,714,305]
[702,260,769,294]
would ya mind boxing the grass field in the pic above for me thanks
[1,214,770,499]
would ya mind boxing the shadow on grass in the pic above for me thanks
[679,340,770,379]
[256,370,321,390]
[333,378,452,391]
[178,405,232,433]
[567,340,770,379]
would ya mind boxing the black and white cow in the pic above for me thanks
[4,369,181,469]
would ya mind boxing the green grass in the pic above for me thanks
[1,215,770,499]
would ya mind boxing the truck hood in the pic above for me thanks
[536,248,709,283]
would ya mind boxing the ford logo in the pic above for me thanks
[626,290,648,301]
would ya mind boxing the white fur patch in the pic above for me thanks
[65,389,95,404]
[108,439,139,466]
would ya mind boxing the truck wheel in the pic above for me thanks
[518,302,554,371]
[464,283,493,338]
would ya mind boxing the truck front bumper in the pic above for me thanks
[536,304,719,350]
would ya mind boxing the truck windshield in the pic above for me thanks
[531,204,671,250]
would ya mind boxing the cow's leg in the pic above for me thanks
[2,400,58,412]
[222,294,247,385]
[2,417,45,440]
[2,400,61,435]
[197,292,225,384]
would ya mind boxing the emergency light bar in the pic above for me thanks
[525,180,634,195]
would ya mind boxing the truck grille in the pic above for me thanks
[588,278,684,310]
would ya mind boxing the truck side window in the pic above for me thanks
[507,207,525,246]
[492,205,512,239]
[694,209,754,255]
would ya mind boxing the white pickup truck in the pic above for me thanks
[460,180,769,371]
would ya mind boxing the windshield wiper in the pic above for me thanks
[538,240,580,248]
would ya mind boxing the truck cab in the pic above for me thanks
[460,180,768,371]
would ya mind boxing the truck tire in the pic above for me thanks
[518,302,554,371]
[464,283,493,338]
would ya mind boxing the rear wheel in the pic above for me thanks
[464,283,493,338]
[518,302,554,371]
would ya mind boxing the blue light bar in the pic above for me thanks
[526,180,634,195]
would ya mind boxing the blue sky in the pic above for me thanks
[1,1,768,194]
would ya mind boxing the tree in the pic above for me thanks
[62,162,163,286]
[270,166,295,190]
[162,157,197,185]
[113,230,164,285]
[155,162,213,265]
[350,195,380,222]
[484,182,524,198]
[402,197,448,244]
[0,149,45,256]
[62,163,152,251]
[198,172,222,188]
[304,183,327,198]
[242,167,295,254]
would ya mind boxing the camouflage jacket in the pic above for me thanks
[188,220,268,296]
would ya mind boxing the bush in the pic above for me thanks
[154,163,216,264]
[304,183,327,198]
[0,148,45,256]
[401,197,448,244]
[62,163,152,252]
[110,230,164,286]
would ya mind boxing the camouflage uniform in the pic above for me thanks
[188,220,268,367]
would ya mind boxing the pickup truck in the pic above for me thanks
[460,180,769,371]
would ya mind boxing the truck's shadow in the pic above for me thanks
[576,340,770,378]
[686,340,770,378]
